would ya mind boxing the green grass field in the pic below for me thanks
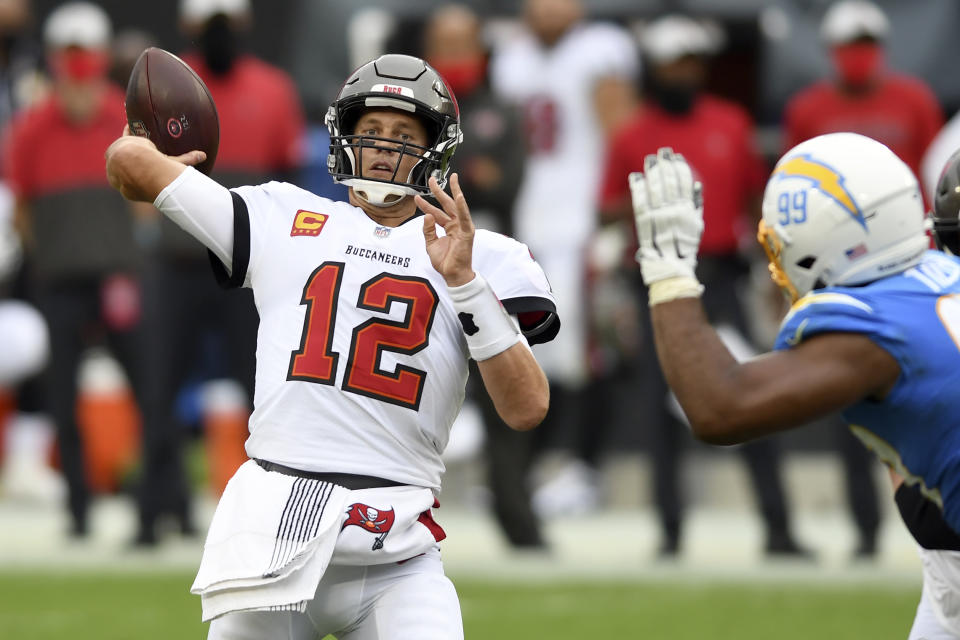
[0,570,921,639]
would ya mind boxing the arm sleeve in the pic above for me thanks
[475,231,560,345]
[153,166,234,267]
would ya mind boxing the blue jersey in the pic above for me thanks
[774,251,960,530]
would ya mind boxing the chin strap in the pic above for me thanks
[345,178,420,208]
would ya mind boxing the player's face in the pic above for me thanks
[353,110,429,184]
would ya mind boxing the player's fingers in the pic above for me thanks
[415,194,450,221]
[643,153,662,208]
[428,176,458,218]
[170,150,207,166]
[422,212,439,243]
[658,148,679,203]
[450,174,474,233]
[628,172,648,216]
[673,154,694,202]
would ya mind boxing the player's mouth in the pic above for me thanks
[366,160,397,177]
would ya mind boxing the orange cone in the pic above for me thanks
[204,410,248,495]
[76,387,141,493]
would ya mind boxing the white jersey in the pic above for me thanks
[491,22,637,248]
[200,181,556,491]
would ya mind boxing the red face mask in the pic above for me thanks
[831,42,884,88]
[50,49,110,82]
[429,56,486,98]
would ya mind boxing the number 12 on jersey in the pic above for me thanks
[287,261,439,410]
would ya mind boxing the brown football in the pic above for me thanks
[125,47,219,175]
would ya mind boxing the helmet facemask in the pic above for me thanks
[325,55,463,208]
[758,220,802,303]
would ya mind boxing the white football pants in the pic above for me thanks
[207,548,462,640]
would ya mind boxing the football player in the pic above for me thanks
[106,54,556,639]
[631,133,960,633]
[897,151,960,640]
[932,147,960,257]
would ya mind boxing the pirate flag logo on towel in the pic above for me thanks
[342,503,396,550]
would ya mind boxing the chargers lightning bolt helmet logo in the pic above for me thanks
[759,133,927,305]
[771,154,866,231]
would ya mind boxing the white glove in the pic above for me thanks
[629,147,704,286]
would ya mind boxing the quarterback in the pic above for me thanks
[630,133,960,532]
[106,54,556,639]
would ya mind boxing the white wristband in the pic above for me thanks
[447,274,522,361]
[647,276,705,306]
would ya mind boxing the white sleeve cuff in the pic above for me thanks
[154,166,234,267]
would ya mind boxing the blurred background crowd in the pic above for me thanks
[0,0,954,563]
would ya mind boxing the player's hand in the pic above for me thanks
[106,130,207,202]
[630,147,704,285]
[118,124,207,167]
[416,174,476,287]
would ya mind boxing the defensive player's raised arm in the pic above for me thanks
[631,148,900,444]
[650,298,898,444]
[105,131,234,266]
[417,175,549,431]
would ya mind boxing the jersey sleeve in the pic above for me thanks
[473,229,560,345]
[582,23,638,80]
[208,180,297,289]
[774,290,910,373]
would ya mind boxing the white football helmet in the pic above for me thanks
[758,132,928,303]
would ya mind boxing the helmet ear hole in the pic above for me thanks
[796,256,816,269]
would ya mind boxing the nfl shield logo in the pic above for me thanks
[374,226,391,238]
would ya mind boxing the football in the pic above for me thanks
[125,47,219,175]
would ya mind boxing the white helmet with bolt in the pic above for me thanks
[758,132,927,302]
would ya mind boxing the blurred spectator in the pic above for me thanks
[781,0,927,558]
[424,4,543,548]
[0,0,44,150]
[130,0,307,546]
[4,2,141,538]
[108,28,155,89]
[0,0,53,503]
[489,0,637,516]
[784,0,943,191]
[600,15,808,558]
